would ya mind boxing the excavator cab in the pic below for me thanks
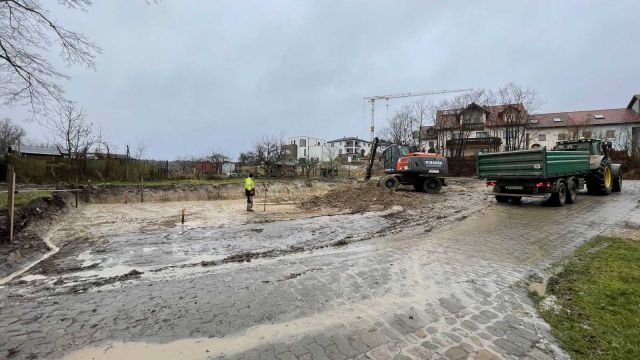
[383,145,410,172]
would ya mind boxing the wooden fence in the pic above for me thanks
[5,156,169,183]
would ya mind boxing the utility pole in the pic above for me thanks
[363,89,473,145]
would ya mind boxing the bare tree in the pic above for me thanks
[435,90,490,158]
[0,117,25,153]
[134,139,147,160]
[300,158,319,178]
[49,103,94,176]
[0,1,100,118]
[208,151,229,174]
[410,98,433,150]
[492,82,541,151]
[613,126,635,158]
[253,134,287,176]
[50,103,93,156]
[380,105,417,147]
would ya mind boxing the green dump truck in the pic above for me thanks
[476,139,622,206]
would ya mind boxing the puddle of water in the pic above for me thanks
[20,274,48,282]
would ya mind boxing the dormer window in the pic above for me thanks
[530,120,539,124]
[553,118,562,123]
[593,114,605,119]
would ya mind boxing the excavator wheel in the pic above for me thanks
[380,175,399,191]
[423,178,442,194]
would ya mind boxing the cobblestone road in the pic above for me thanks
[1,182,639,360]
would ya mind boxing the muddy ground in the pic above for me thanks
[0,194,71,280]
[0,177,487,291]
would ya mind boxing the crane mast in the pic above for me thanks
[363,88,473,144]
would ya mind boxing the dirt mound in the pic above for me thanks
[300,180,437,213]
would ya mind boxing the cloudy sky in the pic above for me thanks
[6,0,640,159]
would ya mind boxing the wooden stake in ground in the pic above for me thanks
[74,178,79,208]
[7,166,15,243]
[140,177,144,203]
[263,181,268,212]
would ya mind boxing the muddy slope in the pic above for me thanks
[0,194,71,278]
[85,179,342,203]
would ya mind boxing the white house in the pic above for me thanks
[287,136,327,162]
[325,137,373,160]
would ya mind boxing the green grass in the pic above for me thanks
[0,191,52,209]
[537,236,640,360]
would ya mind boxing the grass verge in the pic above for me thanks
[0,191,52,209]
[535,236,640,360]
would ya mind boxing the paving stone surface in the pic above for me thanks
[1,182,639,359]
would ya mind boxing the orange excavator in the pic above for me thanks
[366,138,448,193]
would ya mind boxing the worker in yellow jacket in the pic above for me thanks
[244,173,255,212]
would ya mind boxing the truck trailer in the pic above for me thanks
[476,139,622,206]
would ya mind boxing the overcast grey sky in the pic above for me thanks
[6,0,640,159]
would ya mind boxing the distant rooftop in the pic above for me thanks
[326,136,370,143]
[7,145,66,156]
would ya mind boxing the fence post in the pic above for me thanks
[74,177,78,208]
[140,177,144,203]
[7,165,15,243]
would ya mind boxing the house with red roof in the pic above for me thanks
[527,95,640,154]
[417,94,640,157]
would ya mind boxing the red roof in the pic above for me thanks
[529,108,640,128]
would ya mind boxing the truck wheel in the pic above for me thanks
[423,178,442,194]
[566,181,578,204]
[587,158,613,195]
[612,170,622,192]
[551,182,568,206]
[495,196,509,203]
[381,176,399,191]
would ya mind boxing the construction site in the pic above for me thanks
[2,1,640,360]
[1,164,639,360]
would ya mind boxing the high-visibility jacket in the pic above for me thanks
[244,177,255,191]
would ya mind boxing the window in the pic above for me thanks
[606,130,615,138]
[330,143,334,147]
[557,133,567,141]
[317,141,320,146]
[476,131,489,138]
[300,139,307,147]
[303,149,306,156]
[451,133,462,140]
[538,134,546,141]
[355,141,360,147]
[553,118,562,123]
[582,130,592,138]
[505,113,516,123]
[593,114,605,119]
[338,149,342,155]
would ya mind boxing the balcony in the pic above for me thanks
[446,137,502,147]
